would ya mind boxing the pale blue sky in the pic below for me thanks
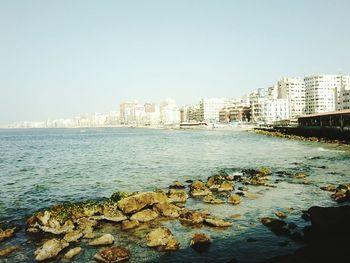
[0,0,349,124]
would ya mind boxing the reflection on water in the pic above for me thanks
[0,128,349,262]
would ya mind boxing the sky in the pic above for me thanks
[0,0,350,124]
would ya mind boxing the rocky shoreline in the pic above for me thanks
[253,128,349,145]
[1,167,349,262]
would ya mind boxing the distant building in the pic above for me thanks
[160,98,180,125]
[119,101,138,125]
[304,75,345,114]
[336,76,350,110]
[263,99,290,124]
[277,77,305,118]
[199,98,233,122]
[219,106,251,123]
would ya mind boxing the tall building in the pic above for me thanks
[263,99,290,124]
[160,98,180,125]
[199,98,233,122]
[336,75,350,110]
[119,101,138,125]
[277,77,305,118]
[304,75,343,114]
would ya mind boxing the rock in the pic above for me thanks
[76,217,97,235]
[83,232,96,239]
[190,233,210,252]
[153,203,181,218]
[34,238,69,261]
[169,181,185,189]
[88,234,115,246]
[167,189,188,203]
[238,186,248,191]
[146,227,180,251]
[0,246,19,257]
[190,180,211,197]
[218,181,234,192]
[288,222,297,230]
[117,192,168,214]
[179,210,204,225]
[130,209,158,222]
[102,203,128,222]
[275,211,287,219]
[39,219,75,235]
[331,184,350,202]
[63,247,81,260]
[0,227,15,242]
[230,214,242,219]
[260,217,289,236]
[94,246,130,263]
[228,194,241,205]
[121,220,140,230]
[204,217,232,227]
[64,230,83,242]
[294,172,307,179]
[203,194,224,204]
[241,168,270,185]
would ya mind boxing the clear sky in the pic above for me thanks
[1,0,349,124]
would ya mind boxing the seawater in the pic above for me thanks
[0,128,349,263]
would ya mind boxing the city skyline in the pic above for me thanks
[1,1,350,125]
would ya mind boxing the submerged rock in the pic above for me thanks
[121,220,140,230]
[153,203,181,218]
[88,234,115,246]
[260,217,289,236]
[117,192,168,214]
[294,172,307,179]
[228,194,241,205]
[190,180,211,197]
[94,246,130,263]
[203,194,224,204]
[146,227,180,251]
[190,233,211,252]
[63,247,82,260]
[321,184,337,192]
[275,211,287,219]
[169,181,185,189]
[204,217,232,227]
[0,227,15,243]
[130,209,158,222]
[0,246,19,257]
[167,189,188,203]
[34,238,69,261]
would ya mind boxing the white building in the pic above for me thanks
[199,98,233,122]
[304,75,343,114]
[160,98,180,125]
[336,75,350,110]
[277,77,305,118]
[263,98,290,124]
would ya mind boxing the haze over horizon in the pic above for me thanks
[1,0,350,125]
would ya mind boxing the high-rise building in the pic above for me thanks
[119,101,138,125]
[160,98,180,125]
[199,98,233,122]
[336,75,350,110]
[304,75,343,114]
[277,77,305,118]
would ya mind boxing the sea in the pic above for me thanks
[0,128,349,262]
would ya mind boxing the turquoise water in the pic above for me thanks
[0,128,349,262]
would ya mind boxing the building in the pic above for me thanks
[219,106,251,123]
[144,102,160,126]
[119,101,138,125]
[336,75,350,110]
[277,77,305,118]
[304,75,346,114]
[263,99,290,124]
[199,98,233,123]
[160,98,180,125]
